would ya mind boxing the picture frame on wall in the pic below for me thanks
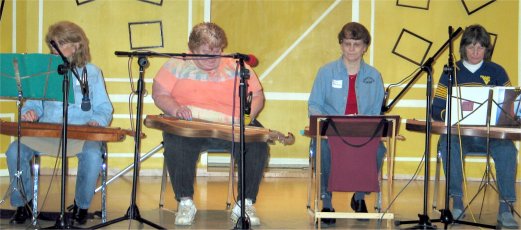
[76,0,95,6]
[392,29,432,66]
[139,0,163,6]
[396,0,430,10]
[461,0,496,15]
[128,20,164,50]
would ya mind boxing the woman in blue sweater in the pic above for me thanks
[432,24,518,229]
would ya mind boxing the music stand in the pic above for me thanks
[445,87,520,227]
[307,115,398,223]
[0,53,71,227]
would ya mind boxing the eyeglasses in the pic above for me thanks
[340,40,366,49]
[195,47,222,55]
[465,44,486,52]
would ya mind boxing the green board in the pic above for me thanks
[0,53,74,103]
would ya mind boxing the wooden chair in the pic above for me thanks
[306,116,399,222]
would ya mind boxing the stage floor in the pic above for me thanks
[0,170,518,229]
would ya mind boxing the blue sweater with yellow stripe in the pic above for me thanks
[431,60,512,121]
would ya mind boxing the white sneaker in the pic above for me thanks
[175,199,197,225]
[231,199,260,226]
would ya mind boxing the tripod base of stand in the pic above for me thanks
[394,214,437,229]
[43,214,81,229]
[233,216,250,230]
[90,204,164,229]
[0,208,101,227]
[431,209,496,229]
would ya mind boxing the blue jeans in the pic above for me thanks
[438,135,517,202]
[6,140,103,209]
[310,138,386,205]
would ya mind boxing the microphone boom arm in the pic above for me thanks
[114,51,254,63]
[383,27,462,113]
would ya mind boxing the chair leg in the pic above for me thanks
[159,158,168,208]
[307,154,314,209]
[375,170,383,212]
[100,143,108,223]
[226,156,234,209]
[31,156,40,226]
[432,151,442,211]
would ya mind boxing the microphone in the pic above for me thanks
[245,54,259,67]
[233,53,259,67]
[381,87,390,113]
[81,82,91,111]
[50,40,69,64]
[79,68,91,111]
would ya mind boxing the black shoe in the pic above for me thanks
[317,208,336,228]
[71,201,89,225]
[350,194,369,221]
[10,201,32,224]
[76,208,88,225]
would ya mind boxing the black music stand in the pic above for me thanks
[308,115,399,223]
[0,53,72,227]
[442,87,520,229]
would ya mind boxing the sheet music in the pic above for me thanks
[448,86,521,127]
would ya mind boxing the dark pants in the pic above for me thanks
[162,132,269,203]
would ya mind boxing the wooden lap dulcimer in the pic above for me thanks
[0,119,134,142]
[144,114,295,145]
[406,119,521,140]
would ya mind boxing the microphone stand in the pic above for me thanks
[431,27,496,229]
[388,27,463,229]
[45,42,77,229]
[91,54,164,229]
[92,51,252,229]
[234,57,250,230]
[91,51,254,229]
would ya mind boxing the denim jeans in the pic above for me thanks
[162,132,269,203]
[438,135,518,202]
[310,138,386,205]
[6,140,103,209]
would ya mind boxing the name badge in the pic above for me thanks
[332,80,342,89]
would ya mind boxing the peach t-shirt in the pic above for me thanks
[154,56,263,123]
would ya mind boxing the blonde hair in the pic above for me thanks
[46,21,91,67]
[188,22,228,52]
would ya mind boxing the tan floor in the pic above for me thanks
[0,168,519,229]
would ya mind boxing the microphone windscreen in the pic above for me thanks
[81,97,91,111]
[246,54,259,67]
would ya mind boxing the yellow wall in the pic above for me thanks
[0,0,519,180]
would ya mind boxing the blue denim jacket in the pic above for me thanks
[21,63,113,126]
[308,57,384,116]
